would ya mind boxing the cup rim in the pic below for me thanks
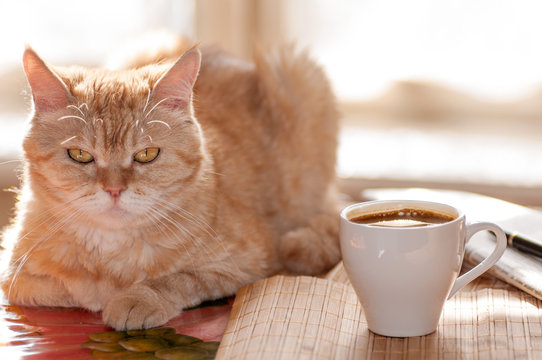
[340,199,464,229]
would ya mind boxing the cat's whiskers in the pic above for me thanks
[10,191,93,272]
[146,120,171,130]
[152,200,211,241]
[11,216,79,288]
[147,201,218,261]
[0,159,22,166]
[66,104,86,117]
[9,212,83,300]
[148,206,199,244]
[146,208,199,272]
[60,135,78,145]
[155,197,218,238]
[17,206,85,265]
[57,115,88,125]
[8,207,87,301]
[149,205,230,276]
[144,97,170,119]
[142,89,152,114]
[149,197,242,274]
[12,194,91,258]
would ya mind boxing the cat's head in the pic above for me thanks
[21,47,209,229]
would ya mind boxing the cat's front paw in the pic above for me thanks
[102,286,179,330]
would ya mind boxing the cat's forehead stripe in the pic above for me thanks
[60,67,163,114]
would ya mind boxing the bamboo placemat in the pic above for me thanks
[217,263,542,359]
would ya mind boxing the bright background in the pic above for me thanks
[1,0,542,222]
[4,0,542,101]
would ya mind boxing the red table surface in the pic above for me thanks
[0,297,234,359]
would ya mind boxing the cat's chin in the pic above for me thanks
[88,206,140,229]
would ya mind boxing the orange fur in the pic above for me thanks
[0,40,340,330]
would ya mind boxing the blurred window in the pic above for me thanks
[1,0,541,204]
[267,0,542,202]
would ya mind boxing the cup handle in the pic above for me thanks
[447,222,507,299]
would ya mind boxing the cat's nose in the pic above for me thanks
[103,185,126,199]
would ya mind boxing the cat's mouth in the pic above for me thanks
[108,205,126,213]
[107,202,129,214]
[90,191,145,225]
[93,204,134,228]
[101,200,131,219]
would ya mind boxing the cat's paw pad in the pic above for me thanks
[102,286,177,330]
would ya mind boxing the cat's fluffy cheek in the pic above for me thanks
[102,285,178,330]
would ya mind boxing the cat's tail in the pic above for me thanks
[253,44,339,181]
[254,45,339,141]
[254,44,339,206]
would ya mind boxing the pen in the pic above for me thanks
[507,232,542,259]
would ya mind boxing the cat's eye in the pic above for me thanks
[67,149,94,163]
[134,147,160,163]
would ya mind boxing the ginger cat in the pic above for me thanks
[0,42,340,330]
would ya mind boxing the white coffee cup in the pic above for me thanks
[340,200,507,337]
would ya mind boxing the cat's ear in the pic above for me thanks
[23,47,70,113]
[151,48,201,110]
